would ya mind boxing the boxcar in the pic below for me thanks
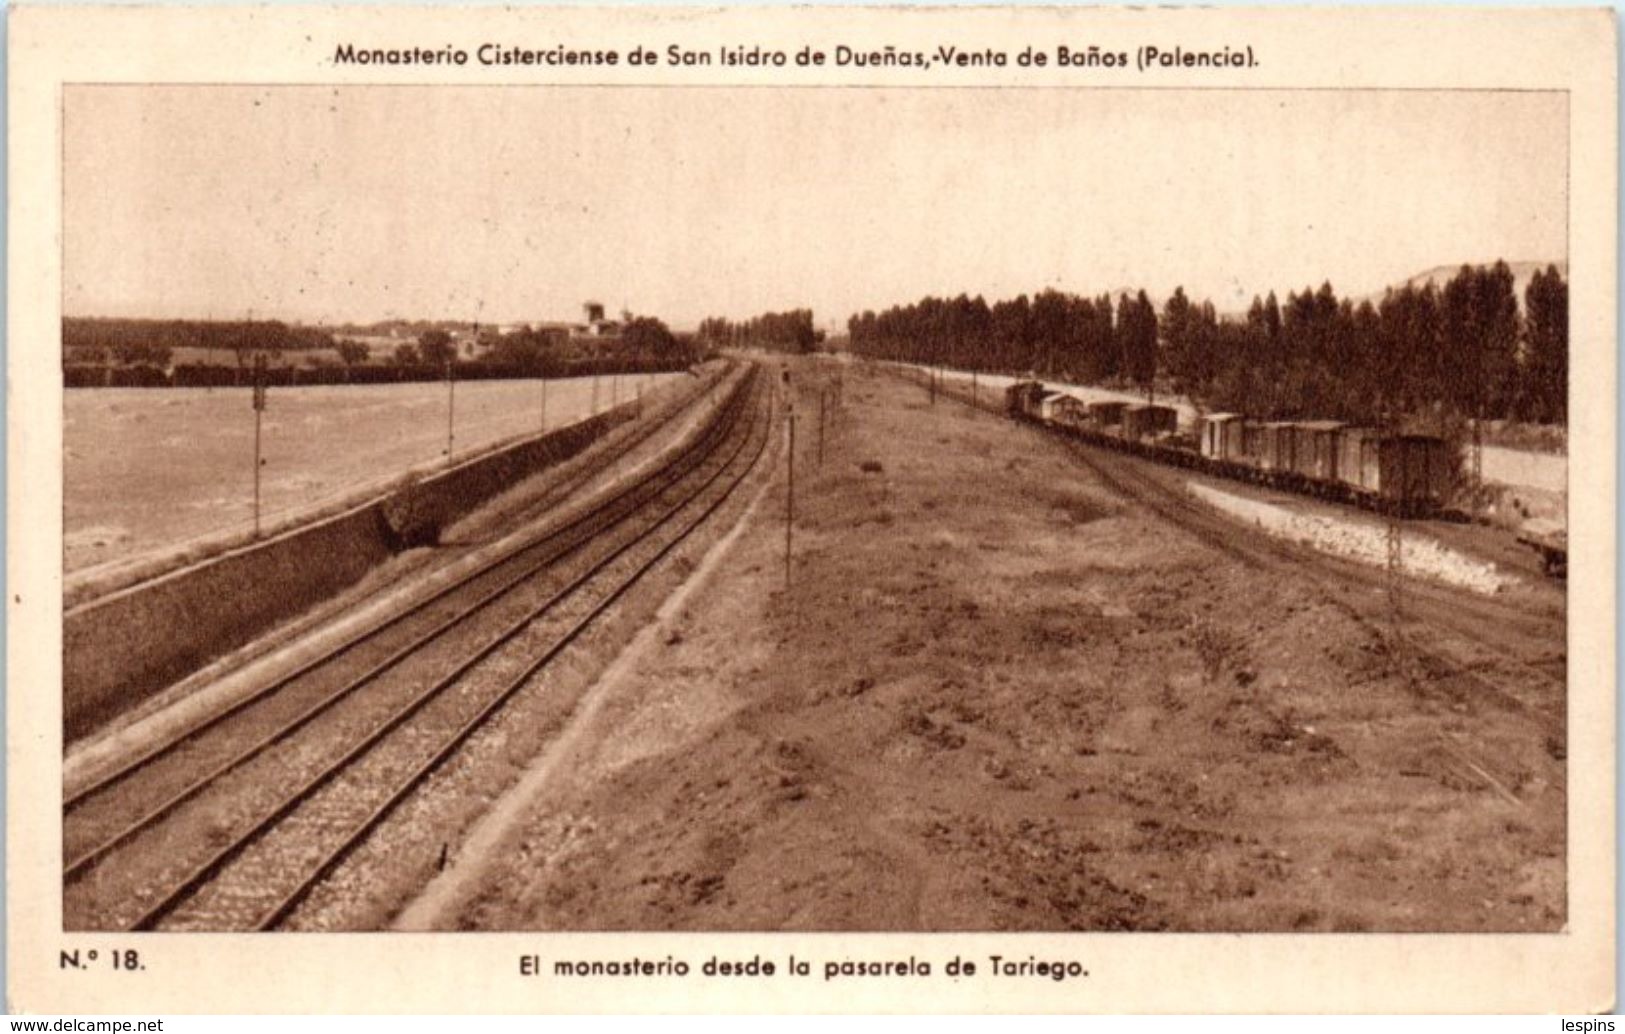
[1005,381,1046,418]
[1200,413,1244,462]
[1255,422,1298,473]
[1122,403,1178,440]
[1336,430,1457,512]
[1335,428,1381,496]
[1087,400,1128,428]
[1035,391,1072,423]
[1293,420,1346,483]
[1377,435,1458,511]
[1239,421,1269,470]
[1047,394,1090,427]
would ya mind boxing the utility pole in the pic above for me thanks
[1472,346,1486,504]
[1380,399,1409,686]
[818,387,826,469]
[445,356,456,462]
[251,353,268,538]
[242,308,254,388]
[1472,410,1484,501]
[786,401,796,589]
[783,367,794,589]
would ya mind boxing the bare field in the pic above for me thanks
[435,359,1564,933]
[64,373,682,573]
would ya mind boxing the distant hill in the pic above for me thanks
[1207,260,1569,321]
[1360,260,1568,309]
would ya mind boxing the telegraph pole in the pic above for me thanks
[783,367,794,589]
[445,356,456,462]
[251,353,268,538]
[786,401,796,588]
[1472,410,1484,500]
[818,387,826,470]
[1380,398,1410,685]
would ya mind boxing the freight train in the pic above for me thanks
[1004,380,1461,518]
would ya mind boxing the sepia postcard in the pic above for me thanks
[6,3,1617,1015]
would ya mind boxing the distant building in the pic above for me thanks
[579,301,621,340]
[343,335,404,360]
[535,316,621,343]
[451,326,496,360]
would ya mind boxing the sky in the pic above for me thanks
[63,86,1567,331]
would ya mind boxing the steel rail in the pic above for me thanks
[1056,432,1565,739]
[62,374,752,882]
[886,364,1560,713]
[254,374,775,930]
[64,367,744,815]
[985,389,1567,650]
[123,371,766,931]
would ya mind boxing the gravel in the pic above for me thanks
[1187,482,1516,595]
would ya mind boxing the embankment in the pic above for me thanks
[63,367,726,739]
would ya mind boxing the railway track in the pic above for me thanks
[1039,423,1564,719]
[934,375,1563,652]
[911,364,1567,838]
[64,365,771,931]
[893,367,1565,729]
[63,365,729,752]
[1051,432,1569,814]
[440,366,731,549]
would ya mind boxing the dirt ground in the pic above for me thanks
[434,358,1566,933]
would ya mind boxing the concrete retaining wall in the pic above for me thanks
[379,408,629,547]
[62,396,652,739]
[62,501,396,739]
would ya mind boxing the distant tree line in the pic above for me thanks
[62,314,698,389]
[847,261,1568,425]
[63,318,339,369]
[64,352,695,390]
[698,309,824,354]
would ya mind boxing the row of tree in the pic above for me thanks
[62,353,697,390]
[63,314,699,388]
[65,315,695,372]
[62,318,340,368]
[846,262,1568,425]
[393,318,692,369]
[697,309,824,353]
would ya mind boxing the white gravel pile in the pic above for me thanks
[1188,483,1516,595]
